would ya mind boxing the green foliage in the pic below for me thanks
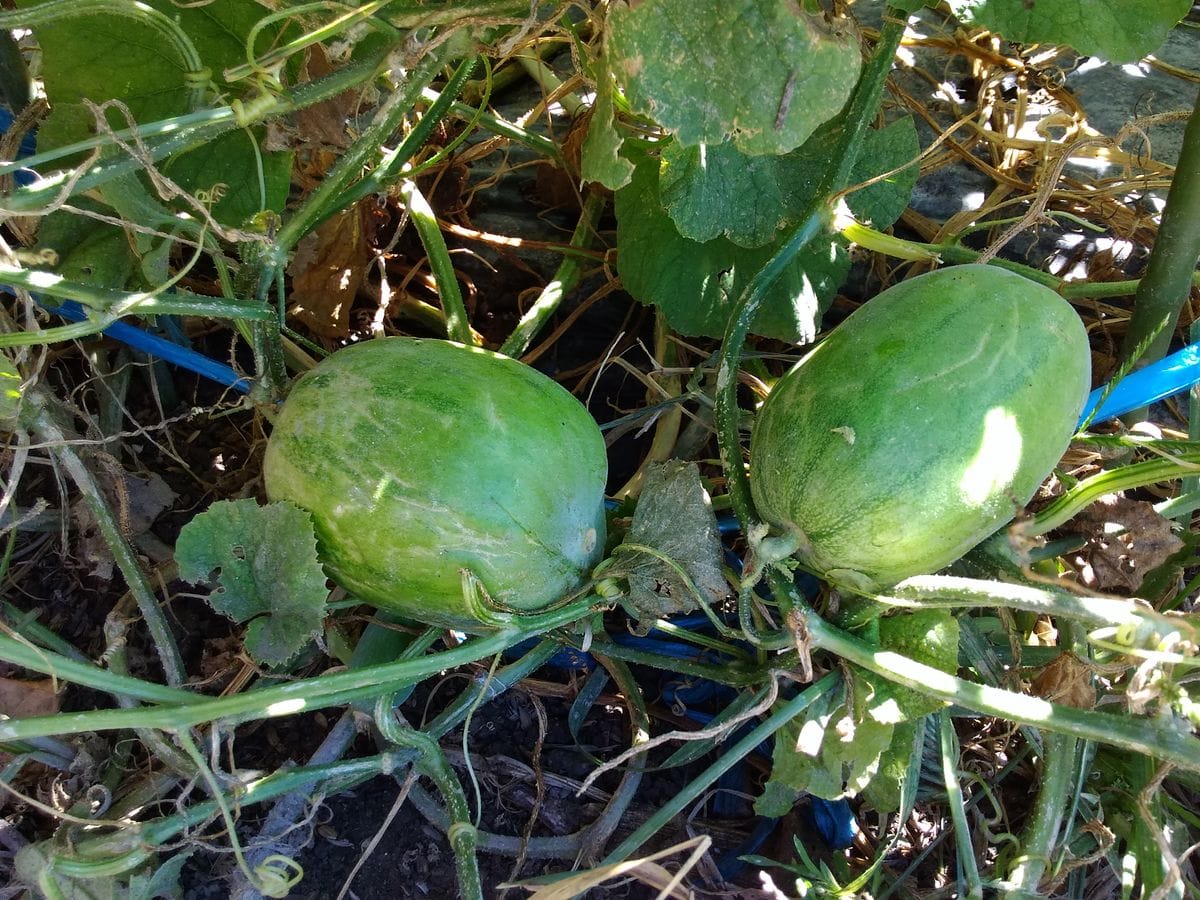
[757,610,958,815]
[616,147,848,342]
[607,0,861,156]
[945,0,1192,64]
[615,116,917,341]
[175,499,329,667]
[163,128,294,228]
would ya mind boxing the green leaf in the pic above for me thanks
[862,609,962,721]
[660,117,919,248]
[176,499,329,668]
[617,460,727,620]
[946,0,1192,64]
[659,141,815,248]
[607,0,861,156]
[756,684,896,811]
[861,718,921,813]
[163,129,294,227]
[844,117,920,228]
[22,0,292,151]
[615,150,849,343]
[581,49,635,190]
[48,225,138,290]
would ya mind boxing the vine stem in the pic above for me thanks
[397,179,474,345]
[273,46,450,258]
[841,220,1200,299]
[375,702,483,900]
[768,571,1200,772]
[0,598,598,742]
[878,574,1178,634]
[1119,88,1200,372]
[0,45,393,215]
[714,11,907,535]
[939,713,983,898]
[600,672,841,866]
[499,191,607,358]
[1004,731,1076,897]
[1028,449,1200,535]
[24,399,185,687]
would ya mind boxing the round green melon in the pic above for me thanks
[263,338,608,629]
[748,264,1091,592]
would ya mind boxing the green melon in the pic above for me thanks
[263,338,608,629]
[748,264,1091,592]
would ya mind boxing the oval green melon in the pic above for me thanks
[748,264,1091,592]
[263,338,608,629]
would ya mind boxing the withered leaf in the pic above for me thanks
[286,205,372,337]
[1071,494,1184,593]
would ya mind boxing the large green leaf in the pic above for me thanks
[176,499,329,668]
[616,149,849,343]
[21,0,289,150]
[660,117,919,248]
[946,0,1191,63]
[606,0,861,156]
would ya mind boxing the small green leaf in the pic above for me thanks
[616,150,848,343]
[581,50,635,190]
[176,499,329,668]
[607,0,861,155]
[862,609,962,721]
[618,461,727,620]
[946,0,1191,64]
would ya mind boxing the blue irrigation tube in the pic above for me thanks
[45,299,251,394]
[1079,340,1200,425]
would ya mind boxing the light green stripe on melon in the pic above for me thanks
[749,265,1091,591]
[263,338,608,629]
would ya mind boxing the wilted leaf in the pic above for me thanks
[1030,652,1096,710]
[72,470,176,580]
[1071,494,1185,592]
[607,0,861,156]
[946,0,1191,64]
[618,461,727,620]
[287,206,372,337]
[176,499,329,668]
[0,676,60,720]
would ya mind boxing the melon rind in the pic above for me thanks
[748,264,1091,592]
[263,338,608,630]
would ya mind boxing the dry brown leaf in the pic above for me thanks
[0,675,61,719]
[286,206,372,337]
[295,45,357,151]
[1070,494,1183,592]
[1030,652,1096,710]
